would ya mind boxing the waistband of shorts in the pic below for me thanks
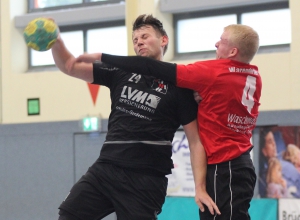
[208,147,253,167]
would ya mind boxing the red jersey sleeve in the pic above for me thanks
[176,61,214,91]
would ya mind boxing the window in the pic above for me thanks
[31,31,84,66]
[174,2,290,58]
[29,22,127,68]
[87,26,127,55]
[177,15,236,53]
[29,0,124,12]
[22,0,126,68]
[34,0,82,8]
[242,9,291,46]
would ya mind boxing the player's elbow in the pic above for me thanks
[64,57,77,77]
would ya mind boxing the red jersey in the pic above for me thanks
[177,59,262,164]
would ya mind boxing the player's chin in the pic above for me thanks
[142,53,157,60]
[139,52,149,57]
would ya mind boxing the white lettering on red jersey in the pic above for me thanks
[176,59,262,164]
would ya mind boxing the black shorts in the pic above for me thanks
[200,152,256,220]
[58,162,168,220]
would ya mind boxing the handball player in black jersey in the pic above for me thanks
[51,15,220,220]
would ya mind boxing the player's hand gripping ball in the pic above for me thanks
[23,18,58,51]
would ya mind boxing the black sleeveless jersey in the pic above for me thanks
[92,62,198,175]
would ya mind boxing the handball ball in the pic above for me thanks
[23,18,58,51]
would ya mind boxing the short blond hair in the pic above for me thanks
[224,24,259,63]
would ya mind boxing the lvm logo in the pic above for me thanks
[121,86,161,109]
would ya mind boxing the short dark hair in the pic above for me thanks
[132,14,168,54]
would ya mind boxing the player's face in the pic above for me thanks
[262,131,277,158]
[132,25,167,60]
[215,30,235,60]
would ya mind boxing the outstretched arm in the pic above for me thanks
[51,32,94,83]
[183,120,221,216]
[99,53,177,84]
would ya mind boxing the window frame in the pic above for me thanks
[173,1,289,60]
[27,20,125,70]
[28,0,125,13]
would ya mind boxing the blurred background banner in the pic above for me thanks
[258,126,300,199]
[278,198,300,220]
[167,131,195,196]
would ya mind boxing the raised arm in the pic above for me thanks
[51,33,94,83]
[183,120,221,216]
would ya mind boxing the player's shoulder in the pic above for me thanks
[194,59,222,64]
[192,59,227,70]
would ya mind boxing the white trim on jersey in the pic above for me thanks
[104,140,172,145]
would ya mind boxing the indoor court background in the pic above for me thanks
[1,0,300,219]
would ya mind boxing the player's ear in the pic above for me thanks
[229,47,238,58]
[161,35,168,47]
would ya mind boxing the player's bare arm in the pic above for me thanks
[51,32,94,83]
[183,120,221,216]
